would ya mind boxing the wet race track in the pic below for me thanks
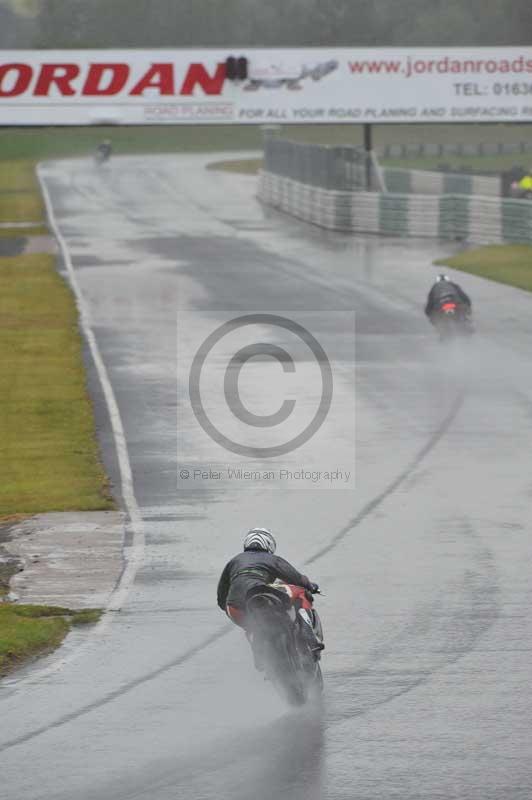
[1,154,532,799]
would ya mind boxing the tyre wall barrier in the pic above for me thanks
[258,171,532,244]
[382,166,500,197]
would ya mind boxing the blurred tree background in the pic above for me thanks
[0,0,531,48]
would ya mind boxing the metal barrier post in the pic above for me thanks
[363,123,373,190]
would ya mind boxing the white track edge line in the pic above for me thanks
[2,164,146,689]
[37,162,145,610]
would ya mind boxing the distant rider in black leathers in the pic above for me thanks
[217,527,323,668]
[95,140,112,163]
[425,274,472,325]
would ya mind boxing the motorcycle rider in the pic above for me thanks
[217,527,323,668]
[517,170,532,193]
[509,168,532,198]
[96,139,112,162]
[425,274,472,324]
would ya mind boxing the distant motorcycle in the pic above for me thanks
[247,580,324,706]
[433,301,473,340]
[94,141,112,165]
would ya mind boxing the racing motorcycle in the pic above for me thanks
[94,141,112,165]
[246,580,324,707]
[433,301,473,341]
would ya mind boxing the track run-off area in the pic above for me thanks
[1,154,532,799]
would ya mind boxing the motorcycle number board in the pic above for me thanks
[1,47,532,125]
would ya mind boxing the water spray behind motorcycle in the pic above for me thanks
[246,581,324,707]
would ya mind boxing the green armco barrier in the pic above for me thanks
[454,195,472,240]
[383,170,412,194]
[258,171,532,245]
[379,194,409,235]
[334,192,354,229]
[444,173,474,195]
[438,195,456,240]
[501,199,532,243]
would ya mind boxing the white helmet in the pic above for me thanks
[243,527,276,554]
[436,274,450,282]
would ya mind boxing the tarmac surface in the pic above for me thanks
[1,153,532,799]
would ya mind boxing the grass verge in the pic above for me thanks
[0,226,48,239]
[0,160,45,227]
[0,604,102,676]
[0,191,43,224]
[435,245,532,293]
[0,556,20,599]
[0,157,112,676]
[0,252,114,517]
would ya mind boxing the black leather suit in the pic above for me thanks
[217,550,313,611]
[425,281,471,318]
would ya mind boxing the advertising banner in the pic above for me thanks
[1,47,532,125]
